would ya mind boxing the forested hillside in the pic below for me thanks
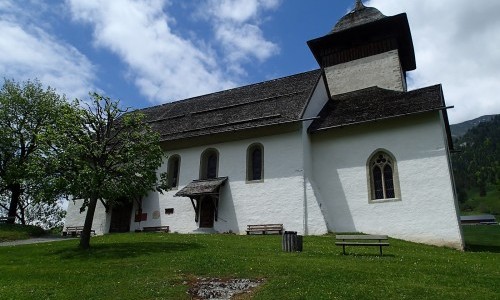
[452,115,499,214]
[450,114,497,138]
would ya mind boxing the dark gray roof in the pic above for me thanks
[309,85,447,132]
[175,177,228,198]
[138,70,321,142]
[331,1,386,33]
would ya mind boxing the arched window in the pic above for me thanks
[167,155,181,188]
[367,150,400,201]
[200,148,219,179]
[247,143,264,182]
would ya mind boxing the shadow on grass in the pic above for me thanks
[462,225,500,253]
[464,243,500,253]
[51,241,204,260]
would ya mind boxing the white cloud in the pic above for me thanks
[214,23,279,74]
[204,0,280,23]
[200,0,280,75]
[0,0,95,100]
[367,0,500,123]
[67,0,236,103]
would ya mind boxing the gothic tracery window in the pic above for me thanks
[368,151,399,201]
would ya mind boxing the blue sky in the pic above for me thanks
[1,0,499,124]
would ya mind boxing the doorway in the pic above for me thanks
[199,196,215,228]
[109,202,132,233]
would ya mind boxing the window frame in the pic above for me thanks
[246,143,264,183]
[167,154,181,189]
[366,149,401,203]
[200,148,219,179]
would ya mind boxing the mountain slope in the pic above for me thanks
[450,114,498,138]
[451,115,500,214]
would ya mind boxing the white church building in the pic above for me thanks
[65,1,464,249]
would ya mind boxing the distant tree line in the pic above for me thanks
[452,115,500,208]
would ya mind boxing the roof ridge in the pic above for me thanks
[136,69,321,113]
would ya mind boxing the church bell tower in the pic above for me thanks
[307,0,416,96]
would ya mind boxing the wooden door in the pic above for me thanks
[109,203,132,233]
[199,197,215,228]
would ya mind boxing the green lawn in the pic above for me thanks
[0,228,499,299]
[461,184,500,216]
[463,225,500,252]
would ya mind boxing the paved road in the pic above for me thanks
[0,236,76,247]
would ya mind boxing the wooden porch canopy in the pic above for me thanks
[174,177,228,222]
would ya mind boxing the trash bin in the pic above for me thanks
[282,231,303,252]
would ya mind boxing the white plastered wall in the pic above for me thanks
[310,112,464,249]
[64,199,110,235]
[325,49,406,95]
[136,130,327,235]
[301,75,330,235]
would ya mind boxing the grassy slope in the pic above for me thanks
[462,184,500,217]
[0,229,499,300]
[0,223,46,242]
[463,225,500,252]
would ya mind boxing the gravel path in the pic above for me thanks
[0,236,75,247]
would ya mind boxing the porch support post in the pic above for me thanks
[213,195,219,221]
[189,197,199,222]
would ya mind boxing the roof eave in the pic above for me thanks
[307,13,416,71]
[309,106,452,134]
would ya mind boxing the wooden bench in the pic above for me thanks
[246,224,283,235]
[335,235,389,255]
[142,226,170,233]
[0,216,15,223]
[62,226,96,237]
[480,221,498,225]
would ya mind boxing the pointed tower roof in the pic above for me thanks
[331,0,386,33]
[307,1,416,72]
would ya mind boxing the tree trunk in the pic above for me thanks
[7,183,21,224]
[79,195,98,249]
[18,202,26,225]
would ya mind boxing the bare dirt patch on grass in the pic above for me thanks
[188,277,264,299]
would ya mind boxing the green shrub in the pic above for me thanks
[0,223,46,242]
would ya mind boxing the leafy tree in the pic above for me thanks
[0,194,66,229]
[0,79,73,224]
[21,199,66,229]
[58,93,167,249]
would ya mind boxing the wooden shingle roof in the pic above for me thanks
[138,70,321,141]
[175,177,228,198]
[308,84,447,132]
